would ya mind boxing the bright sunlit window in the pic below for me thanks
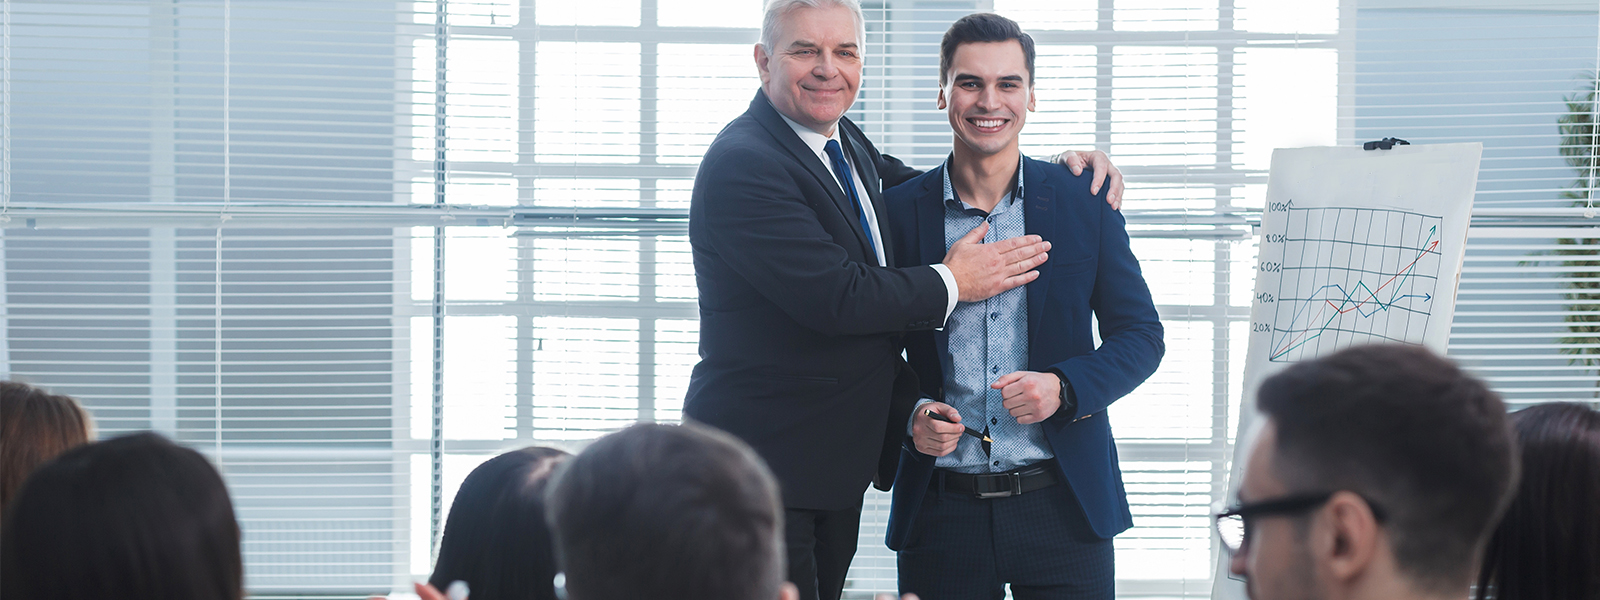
[16,1,1597,599]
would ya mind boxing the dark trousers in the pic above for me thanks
[897,477,1114,600]
[784,502,863,600]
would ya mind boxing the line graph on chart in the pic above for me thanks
[1267,206,1443,363]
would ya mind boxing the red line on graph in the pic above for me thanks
[1323,240,1439,315]
[1271,239,1439,357]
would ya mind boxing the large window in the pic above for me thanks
[2,1,1596,598]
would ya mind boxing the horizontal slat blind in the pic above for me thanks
[1349,4,1600,413]
[1453,228,1600,406]
[2,227,406,592]
[1,2,1596,600]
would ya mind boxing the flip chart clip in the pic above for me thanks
[1363,137,1410,150]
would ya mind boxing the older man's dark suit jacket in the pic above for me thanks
[685,90,947,510]
[883,157,1165,549]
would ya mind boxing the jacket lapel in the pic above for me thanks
[1023,158,1054,347]
[748,90,875,260]
[918,165,946,273]
[919,168,951,382]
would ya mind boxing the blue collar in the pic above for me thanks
[941,153,1026,211]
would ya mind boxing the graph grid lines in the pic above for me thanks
[1268,207,1443,363]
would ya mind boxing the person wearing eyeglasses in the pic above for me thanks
[1215,344,1518,600]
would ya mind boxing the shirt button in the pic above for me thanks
[993,461,1001,467]
[990,312,999,320]
[987,215,995,223]
[991,365,999,374]
[991,417,998,425]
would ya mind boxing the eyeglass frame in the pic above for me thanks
[1212,491,1389,554]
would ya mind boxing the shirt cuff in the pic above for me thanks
[909,398,939,436]
[929,263,958,327]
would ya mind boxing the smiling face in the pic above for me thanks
[754,3,862,136]
[939,40,1034,159]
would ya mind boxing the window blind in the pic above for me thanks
[1,1,1596,599]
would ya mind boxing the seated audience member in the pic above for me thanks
[1476,401,1600,600]
[0,432,242,600]
[0,381,93,516]
[545,422,796,600]
[430,446,569,600]
[1219,344,1517,600]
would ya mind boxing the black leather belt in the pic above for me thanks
[932,459,1059,499]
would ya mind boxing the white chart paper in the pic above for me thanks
[1212,142,1482,600]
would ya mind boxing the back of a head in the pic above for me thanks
[430,446,569,600]
[546,423,784,600]
[0,381,93,515]
[1477,402,1600,600]
[1255,344,1517,594]
[0,432,242,600]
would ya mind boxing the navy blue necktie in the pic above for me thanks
[823,139,878,260]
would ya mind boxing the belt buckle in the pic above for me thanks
[974,472,1023,499]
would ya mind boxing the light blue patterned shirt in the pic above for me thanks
[925,155,1055,474]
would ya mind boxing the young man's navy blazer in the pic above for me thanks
[883,156,1165,550]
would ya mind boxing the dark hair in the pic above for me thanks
[0,432,243,600]
[940,12,1036,86]
[1475,402,1600,600]
[545,423,784,600]
[0,381,92,515]
[430,446,570,600]
[1256,344,1517,594]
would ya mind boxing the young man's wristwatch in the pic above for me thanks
[1050,369,1077,418]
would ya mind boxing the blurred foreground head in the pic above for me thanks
[0,381,93,515]
[546,423,786,600]
[1229,344,1516,600]
[1476,401,1600,600]
[431,446,570,600]
[1,432,242,600]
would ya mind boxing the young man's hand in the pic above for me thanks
[993,371,1061,425]
[912,402,966,456]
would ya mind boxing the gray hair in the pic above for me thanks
[759,0,866,56]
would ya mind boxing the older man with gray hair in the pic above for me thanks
[683,2,1127,599]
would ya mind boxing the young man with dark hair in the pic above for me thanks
[545,423,794,600]
[883,13,1164,600]
[1221,344,1519,600]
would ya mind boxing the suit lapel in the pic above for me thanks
[919,168,951,381]
[918,166,946,272]
[1023,159,1054,346]
[748,90,875,260]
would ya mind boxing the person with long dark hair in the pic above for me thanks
[1476,402,1600,600]
[429,446,569,600]
[0,432,242,600]
[0,381,93,516]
